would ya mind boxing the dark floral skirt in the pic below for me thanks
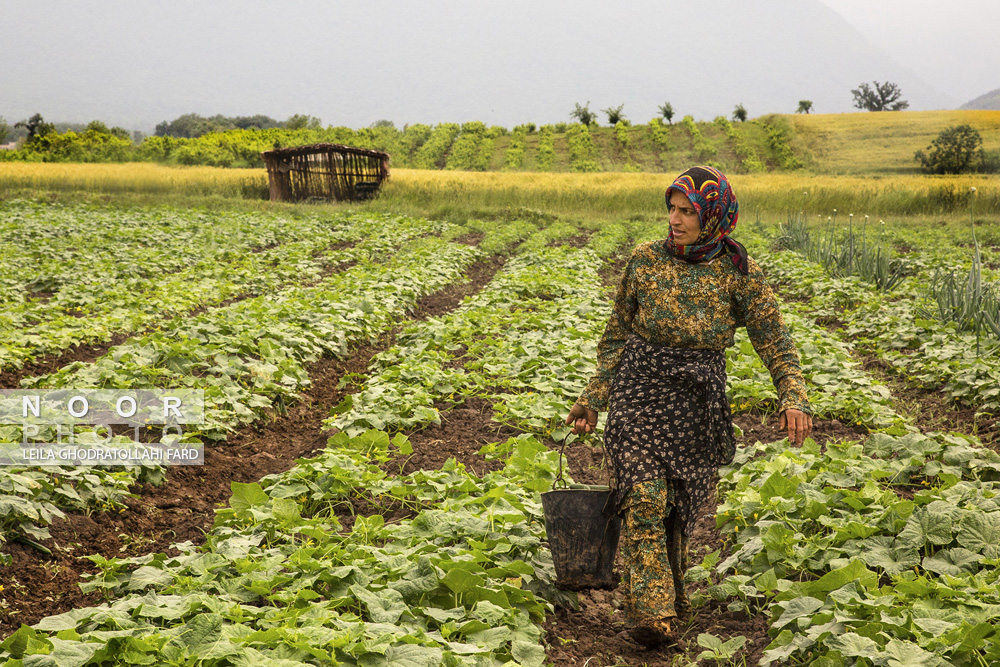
[604,336,734,535]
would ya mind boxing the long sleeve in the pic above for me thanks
[577,244,810,416]
[735,262,811,414]
[577,254,638,411]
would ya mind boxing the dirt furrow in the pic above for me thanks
[536,249,864,665]
[858,355,1000,448]
[0,252,505,637]
[0,240,359,390]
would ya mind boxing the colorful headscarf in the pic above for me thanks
[664,166,748,275]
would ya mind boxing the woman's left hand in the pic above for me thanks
[778,409,812,446]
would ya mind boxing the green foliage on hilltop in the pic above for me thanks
[914,124,988,175]
[714,115,765,173]
[535,125,556,172]
[3,109,1000,175]
[503,125,528,170]
[566,123,599,172]
[445,121,500,171]
[26,128,133,163]
[411,123,461,169]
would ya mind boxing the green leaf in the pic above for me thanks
[772,596,824,631]
[229,482,269,513]
[0,625,47,659]
[392,433,414,456]
[898,507,953,548]
[511,639,546,667]
[755,568,779,593]
[33,608,100,633]
[883,638,947,667]
[381,643,444,667]
[861,537,920,576]
[958,511,1000,558]
[161,613,237,661]
[697,633,724,652]
[472,600,508,625]
[350,584,407,624]
[761,629,818,664]
[127,565,173,591]
[421,607,466,624]
[465,586,511,609]
[759,472,798,501]
[330,393,354,415]
[954,622,994,655]
[441,568,486,595]
[825,632,879,658]
[47,637,101,667]
[922,547,981,576]
[912,617,957,636]
[271,497,301,525]
[389,557,440,599]
[807,560,878,596]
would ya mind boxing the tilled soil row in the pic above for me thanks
[0,252,506,638]
[548,245,996,664]
[538,251,851,666]
[859,355,1000,448]
[764,257,1000,449]
[0,239,360,390]
[397,386,861,666]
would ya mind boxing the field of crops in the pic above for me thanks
[1,192,999,667]
[4,163,1000,225]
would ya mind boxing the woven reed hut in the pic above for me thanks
[261,143,390,202]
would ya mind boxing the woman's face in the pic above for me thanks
[668,190,701,246]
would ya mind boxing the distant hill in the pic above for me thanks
[461,110,1000,176]
[961,89,1000,111]
[785,109,1000,174]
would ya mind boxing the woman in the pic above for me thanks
[565,165,812,648]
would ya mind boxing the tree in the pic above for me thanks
[232,115,280,130]
[570,102,597,126]
[15,113,55,141]
[851,81,909,111]
[796,100,813,114]
[914,124,986,174]
[155,113,208,138]
[0,117,9,144]
[284,114,322,130]
[732,104,748,122]
[658,102,675,124]
[603,104,627,126]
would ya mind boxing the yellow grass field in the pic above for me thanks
[0,162,267,199]
[0,160,997,223]
[376,168,999,222]
[788,109,1000,174]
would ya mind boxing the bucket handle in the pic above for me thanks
[553,434,570,490]
[552,435,616,492]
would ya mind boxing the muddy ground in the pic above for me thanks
[1,241,990,666]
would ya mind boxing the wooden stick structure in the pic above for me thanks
[261,143,390,202]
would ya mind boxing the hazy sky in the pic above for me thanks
[818,0,998,103]
[3,0,998,132]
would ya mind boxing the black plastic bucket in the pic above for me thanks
[541,486,621,590]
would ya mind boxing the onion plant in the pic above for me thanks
[778,210,910,292]
[921,188,1000,354]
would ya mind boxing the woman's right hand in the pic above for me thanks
[566,403,598,434]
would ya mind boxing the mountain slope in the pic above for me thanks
[961,89,1000,111]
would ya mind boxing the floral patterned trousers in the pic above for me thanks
[619,479,689,625]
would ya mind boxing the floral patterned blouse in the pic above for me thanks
[578,240,810,414]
